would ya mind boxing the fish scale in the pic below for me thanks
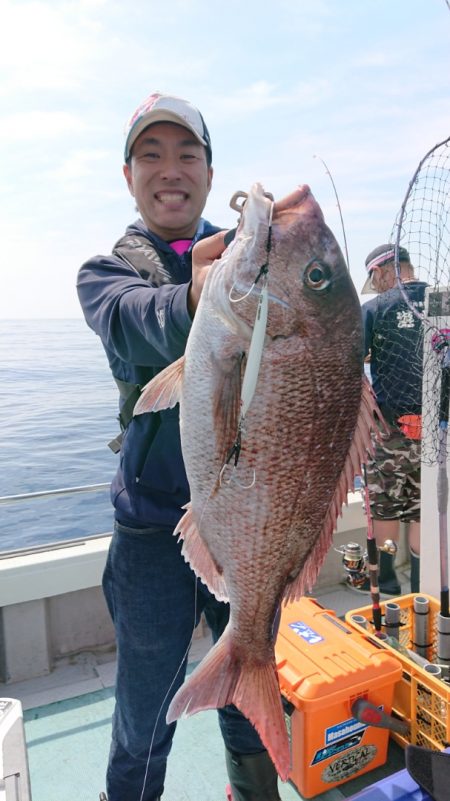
[134,182,379,780]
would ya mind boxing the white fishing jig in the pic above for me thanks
[220,198,274,487]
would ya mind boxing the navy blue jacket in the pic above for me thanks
[362,281,428,420]
[77,217,221,528]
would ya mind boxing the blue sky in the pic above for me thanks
[1,0,449,318]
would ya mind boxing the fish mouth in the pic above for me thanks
[273,185,311,215]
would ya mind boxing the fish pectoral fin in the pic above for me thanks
[176,503,229,602]
[166,630,290,781]
[212,353,243,463]
[134,356,185,415]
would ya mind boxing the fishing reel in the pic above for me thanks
[378,539,398,556]
[336,539,399,589]
[335,541,368,589]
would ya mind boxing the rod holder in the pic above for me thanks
[413,596,430,658]
[384,602,401,641]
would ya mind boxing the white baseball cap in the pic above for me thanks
[124,92,212,163]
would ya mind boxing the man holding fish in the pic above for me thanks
[77,92,280,801]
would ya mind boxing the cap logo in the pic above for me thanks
[126,93,162,134]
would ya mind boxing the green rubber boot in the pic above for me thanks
[225,749,281,801]
[378,550,401,596]
[410,550,420,593]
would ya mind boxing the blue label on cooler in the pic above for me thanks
[288,620,324,644]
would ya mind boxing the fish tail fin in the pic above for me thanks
[167,628,290,780]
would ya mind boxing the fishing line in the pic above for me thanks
[138,561,201,801]
[229,230,272,304]
[229,282,257,303]
[314,153,386,628]
[229,281,289,309]
[140,452,239,800]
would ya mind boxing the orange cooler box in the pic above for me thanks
[275,597,402,798]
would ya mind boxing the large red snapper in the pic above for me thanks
[134,183,377,779]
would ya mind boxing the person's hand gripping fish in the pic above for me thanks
[188,230,228,316]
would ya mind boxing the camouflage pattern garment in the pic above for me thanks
[365,423,421,522]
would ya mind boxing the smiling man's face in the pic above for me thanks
[123,121,213,240]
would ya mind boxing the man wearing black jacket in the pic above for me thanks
[77,92,280,801]
[360,244,427,596]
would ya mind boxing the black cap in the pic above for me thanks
[361,244,410,293]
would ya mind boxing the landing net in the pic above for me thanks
[389,135,450,466]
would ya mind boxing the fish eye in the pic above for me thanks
[303,260,332,290]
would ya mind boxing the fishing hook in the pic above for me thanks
[219,427,255,487]
[219,462,256,489]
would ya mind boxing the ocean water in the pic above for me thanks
[0,319,118,552]
[0,319,365,554]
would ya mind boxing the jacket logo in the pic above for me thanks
[113,235,173,286]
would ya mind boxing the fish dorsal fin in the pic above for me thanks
[176,503,229,602]
[134,356,185,415]
[283,375,380,603]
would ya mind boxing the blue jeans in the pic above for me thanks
[103,521,264,801]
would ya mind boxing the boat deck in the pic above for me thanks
[2,578,413,801]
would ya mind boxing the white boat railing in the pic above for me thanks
[0,482,112,559]
[0,482,110,505]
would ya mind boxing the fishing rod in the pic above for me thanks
[313,155,350,272]
[362,463,382,635]
[437,341,450,618]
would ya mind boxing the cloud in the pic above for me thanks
[0,0,448,316]
[352,51,403,68]
[51,149,110,181]
[0,110,87,141]
[260,0,334,35]
[0,0,106,93]
[0,0,216,100]
[207,79,332,120]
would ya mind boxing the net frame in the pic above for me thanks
[390,135,450,615]
[390,135,450,467]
